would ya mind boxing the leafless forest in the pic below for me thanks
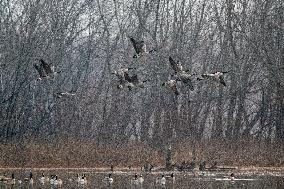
[0,0,283,167]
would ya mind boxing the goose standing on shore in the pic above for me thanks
[198,71,230,86]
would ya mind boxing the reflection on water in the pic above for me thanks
[0,171,284,189]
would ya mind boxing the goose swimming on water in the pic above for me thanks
[102,173,113,185]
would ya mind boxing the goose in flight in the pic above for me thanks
[34,59,58,79]
[198,71,230,86]
[169,56,184,73]
[111,68,135,89]
[54,92,76,98]
[111,68,134,81]
[169,57,195,90]
[129,36,156,58]
[125,74,147,90]
[162,79,180,95]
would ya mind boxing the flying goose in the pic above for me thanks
[129,37,156,58]
[162,79,180,95]
[111,68,135,89]
[169,56,184,73]
[54,92,76,98]
[198,71,229,86]
[169,57,195,90]
[34,62,47,79]
[34,59,59,79]
[111,68,134,80]
[174,72,195,91]
[125,74,147,90]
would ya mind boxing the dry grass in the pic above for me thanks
[0,139,283,168]
[0,139,163,168]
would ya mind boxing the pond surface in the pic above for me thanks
[0,169,284,189]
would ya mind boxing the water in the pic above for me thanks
[1,169,284,189]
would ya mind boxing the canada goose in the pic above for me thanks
[50,175,55,184]
[138,175,144,184]
[53,175,63,186]
[162,79,180,95]
[129,36,156,58]
[169,57,195,90]
[34,59,59,79]
[40,172,50,183]
[54,92,76,98]
[165,172,175,183]
[10,173,16,185]
[102,173,113,184]
[131,173,139,185]
[34,62,47,79]
[230,173,235,181]
[156,174,166,185]
[24,171,33,184]
[112,68,136,89]
[40,59,55,78]
[169,56,184,73]
[198,71,229,86]
[78,174,87,185]
[111,68,135,80]
[125,74,147,90]
[174,72,195,91]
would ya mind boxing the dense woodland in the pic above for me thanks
[0,0,283,166]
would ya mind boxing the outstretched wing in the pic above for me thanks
[34,64,46,78]
[172,85,180,95]
[180,75,194,91]
[129,74,139,84]
[40,59,53,75]
[219,76,226,86]
[169,57,180,73]
[130,37,144,54]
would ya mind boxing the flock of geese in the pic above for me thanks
[112,37,230,95]
[33,36,230,98]
[0,171,176,187]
